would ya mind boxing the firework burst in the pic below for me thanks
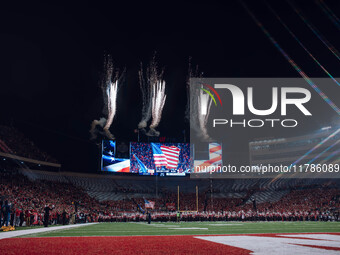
[138,54,167,137]
[90,54,123,141]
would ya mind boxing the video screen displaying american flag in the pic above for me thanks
[130,143,192,176]
[102,140,130,173]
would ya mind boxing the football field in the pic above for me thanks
[1,222,340,254]
[17,221,340,237]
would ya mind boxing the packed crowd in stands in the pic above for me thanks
[0,125,58,163]
[1,166,339,226]
[0,169,121,227]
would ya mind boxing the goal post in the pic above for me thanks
[177,185,199,213]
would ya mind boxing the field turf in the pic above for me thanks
[18,221,340,237]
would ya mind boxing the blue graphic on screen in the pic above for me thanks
[102,140,130,173]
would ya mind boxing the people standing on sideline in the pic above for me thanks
[3,201,11,226]
[44,204,54,227]
[147,211,151,224]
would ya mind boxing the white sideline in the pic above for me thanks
[0,223,99,240]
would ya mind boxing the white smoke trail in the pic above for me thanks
[138,64,152,129]
[90,54,122,141]
[188,82,212,141]
[89,117,107,140]
[197,85,212,141]
[103,80,118,139]
[148,80,167,136]
[138,54,166,136]
[186,61,212,141]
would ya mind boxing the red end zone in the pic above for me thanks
[0,236,251,255]
[0,233,339,255]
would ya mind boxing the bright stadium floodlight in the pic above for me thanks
[321,126,332,131]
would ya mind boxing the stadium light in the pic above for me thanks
[321,126,332,131]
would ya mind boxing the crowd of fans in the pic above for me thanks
[100,186,339,222]
[1,167,339,226]
[0,169,120,227]
[0,125,58,163]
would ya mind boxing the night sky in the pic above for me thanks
[1,1,339,172]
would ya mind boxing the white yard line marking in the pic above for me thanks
[168,227,208,230]
[0,223,98,240]
[207,224,244,226]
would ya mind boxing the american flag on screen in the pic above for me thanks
[151,143,167,167]
[151,143,180,169]
[161,145,180,169]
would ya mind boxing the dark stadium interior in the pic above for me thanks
[1,1,339,172]
[0,2,339,253]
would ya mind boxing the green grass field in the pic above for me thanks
[17,221,340,238]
